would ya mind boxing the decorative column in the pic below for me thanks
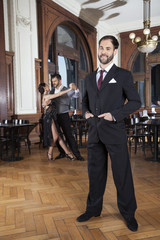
[5,0,38,115]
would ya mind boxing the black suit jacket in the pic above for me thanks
[82,64,141,144]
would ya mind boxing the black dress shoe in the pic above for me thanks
[76,156,85,161]
[76,212,100,222]
[126,217,138,232]
[55,153,66,160]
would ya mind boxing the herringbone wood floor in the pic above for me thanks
[0,143,160,240]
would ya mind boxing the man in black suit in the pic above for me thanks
[76,35,141,231]
[51,73,84,161]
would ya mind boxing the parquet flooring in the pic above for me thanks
[0,143,160,240]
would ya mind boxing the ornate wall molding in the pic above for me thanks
[16,14,31,28]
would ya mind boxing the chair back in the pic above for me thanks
[2,120,12,124]
[12,119,29,124]
[71,114,83,120]
[142,110,149,117]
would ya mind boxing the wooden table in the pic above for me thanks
[137,118,160,162]
[0,122,37,161]
[71,118,87,147]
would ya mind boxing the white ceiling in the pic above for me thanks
[55,0,160,34]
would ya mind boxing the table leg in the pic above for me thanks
[145,125,160,162]
[78,122,83,147]
[3,127,23,162]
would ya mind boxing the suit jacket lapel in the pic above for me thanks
[100,64,118,91]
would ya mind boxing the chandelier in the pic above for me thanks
[129,0,160,55]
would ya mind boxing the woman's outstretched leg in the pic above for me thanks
[58,136,75,160]
[47,120,59,160]
[47,146,54,161]
[51,120,74,160]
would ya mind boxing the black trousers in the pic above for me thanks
[56,113,81,158]
[86,141,137,220]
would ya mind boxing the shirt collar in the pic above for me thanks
[55,84,64,93]
[97,62,114,73]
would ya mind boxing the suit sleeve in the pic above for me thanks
[67,89,80,98]
[111,71,141,122]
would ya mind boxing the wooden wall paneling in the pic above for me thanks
[120,31,138,70]
[13,113,41,122]
[35,58,42,113]
[0,0,7,121]
[5,51,15,119]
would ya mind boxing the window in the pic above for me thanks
[58,56,77,110]
[48,22,92,111]
[48,35,53,62]
[132,49,160,108]
[151,37,160,54]
[151,64,160,106]
[132,53,145,73]
[132,53,145,107]
[57,25,76,48]
[80,43,87,71]
[135,81,145,107]
[150,41,160,106]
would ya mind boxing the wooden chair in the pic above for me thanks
[38,117,44,147]
[125,117,153,156]
[70,115,79,142]
[71,114,88,147]
[0,120,13,158]
[0,136,10,160]
[81,120,88,146]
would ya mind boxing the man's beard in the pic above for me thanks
[53,83,59,88]
[98,53,114,65]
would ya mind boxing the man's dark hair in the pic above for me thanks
[52,73,62,81]
[38,82,46,94]
[99,35,119,49]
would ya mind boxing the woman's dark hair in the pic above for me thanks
[38,83,46,94]
[99,35,119,49]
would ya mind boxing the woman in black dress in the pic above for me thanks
[38,83,74,161]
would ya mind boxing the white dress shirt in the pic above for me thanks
[96,62,114,86]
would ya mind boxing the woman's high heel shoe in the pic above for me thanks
[66,153,75,161]
[47,152,53,161]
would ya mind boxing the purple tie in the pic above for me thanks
[98,70,104,90]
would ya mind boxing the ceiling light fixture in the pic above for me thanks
[129,0,160,55]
